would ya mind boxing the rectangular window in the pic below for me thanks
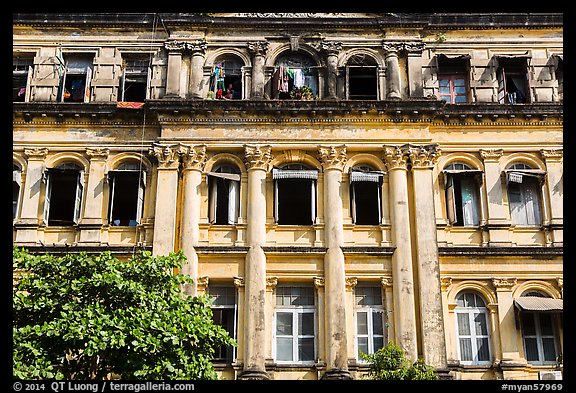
[108,170,146,226]
[208,286,237,363]
[273,168,317,225]
[350,170,383,225]
[13,56,33,102]
[437,55,470,104]
[445,172,481,226]
[120,57,150,102]
[346,66,378,100]
[496,57,530,104]
[274,286,316,363]
[507,174,543,226]
[355,286,385,360]
[521,313,559,364]
[207,171,240,225]
[59,54,93,103]
[43,168,84,226]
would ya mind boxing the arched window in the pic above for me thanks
[505,163,545,226]
[273,163,318,225]
[43,162,84,226]
[346,54,378,100]
[455,291,492,365]
[443,162,482,226]
[349,165,384,225]
[273,52,319,100]
[13,163,22,219]
[516,291,562,365]
[207,164,241,225]
[107,161,146,226]
[209,55,244,100]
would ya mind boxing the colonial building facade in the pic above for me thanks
[13,13,563,380]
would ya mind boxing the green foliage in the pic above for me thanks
[13,247,236,380]
[360,342,438,380]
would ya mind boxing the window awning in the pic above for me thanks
[442,169,484,174]
[272,168,318,180]
[514,297,563,313]
[206,171,241,182]
[350,170,384,183]
[494,52,532,59]
[505,169,546,183]
[437,53,471,60]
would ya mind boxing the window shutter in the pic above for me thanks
[350,183,357,224]
[42,170,52,225]
[524,181,541,226]
[136,171,146,224]
[209,177,217,224]
[497,66,506,103]
[73,171,84,224]
[310,180,317,224]
[108,172,116,224]
[84,67,92,103]
[345,65,350,99]
[228,180,239,225]
[120,68,126,101]
[446,174,457,224]
[508,182,525,225]
[377,181,382,225]
[25,65,33,102]
[274,179,279,223]
[146,66,152,100]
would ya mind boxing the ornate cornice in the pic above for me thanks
[86,147,110,160]
[480,148,504,161]
[404,143,441,168]
[318,145,347,171]
[382,145,408,170]
[244,144,272,170]
[247,41,269,56]
[149,143,180,169]
[180,144,207,171]
[24,147,48,159]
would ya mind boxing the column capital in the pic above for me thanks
[345,276,358,290]
[23,147,49,159]
[180,144,207,171]
[321,41,343,55]
[186,40,207,54]
[149,143,181,169]
[381,276,393,288]
[440,276,453,291]
[492,277,518,291]
[266,276,278,291]
[244,145,272,171]
[247,41,270,56]
[314,276,325,289]
[85,147,110,160]
[233,276,245,288]
[404,143,441,168]
[164,40,187,52]
[382,41,404,54]
[403,41,426,54]
[318,145,347,171]
[480,148,504,161]
[197,276,209,292]
[382,145,408,170]
[540,148,563,161]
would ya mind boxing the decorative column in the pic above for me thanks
[382,145,418,361]
[247,41,269,99]
[321,41,342,100]
[541,149,563,246]
[239,144,272,380]
[187,40,207,99]
[492,278,526,374]
[164,41,187,98]
[179,144,207,296]
[479,149,510,246]
[149,143,180,256]
[14,148,48,244]
[78,148,110,244]
[318,145,352,380]
[382,42,403,99]
[406,144,449,372]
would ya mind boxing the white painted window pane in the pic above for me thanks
[357,312,368,335]
[474,313,488,336]
[358,337,369,357]
[276,312,293,335]
[457,313,470,335]
[477,338,490,361]
[459,338,473,361]
[277,338,293,361]
[299,312,314,336]
[298,338,314,361]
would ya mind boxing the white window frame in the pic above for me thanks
[443,165,482,226]
[13,58,33,102]
[207,167,241,225]
[43,166,84,226]
[454,295,492,366]
[107,169,146,226]
[354,306,386,361]
[13,165,22,219]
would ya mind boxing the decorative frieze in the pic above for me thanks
[149,143,180,169]
[318,145,347,171]
[382,42,405,53]
[164,40,187,52]
[244,145,272,170]
[180,144,207,171]
[186,40,207,54]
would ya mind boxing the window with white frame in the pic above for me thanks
[107,161,146,227]
[120,56,150,102]
[13,55,33,102]
[59,54,93,103]
[455,292,492,365]
[354,285,386,360]
[443,162,482,226]
[349,165,384,225]
[13,163,22,219]
[520,292,561,365]
[274,285,316,363]
[207,164,241,225]
[43,162,84,226]
[505,163,545,226]
[273,164,318,225]
[208,285,237,363]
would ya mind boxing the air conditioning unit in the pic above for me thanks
[539,371,562,380]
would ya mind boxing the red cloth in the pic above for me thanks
[117,101,145,109]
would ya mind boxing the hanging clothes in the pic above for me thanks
[292,68,305,88]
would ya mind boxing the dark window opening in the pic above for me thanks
[121,58,149,102]
[59,55,93,103]
[208,165,240,225]
[208,286,236,363]
[273,53,319,100]
[497,58,529,104]
[13,57,33,102]
[277,179,313,225]
[108,170,144,227]
[46,166,83,226]
[444,163,481,227]
[348,67,377,100]
[352,181,381,225]
[210,56,244,100]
